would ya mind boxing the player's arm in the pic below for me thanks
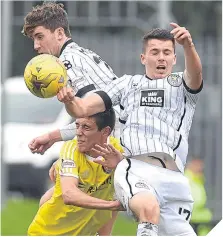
[58,75,128,118]
[60,142,123,210]
[39,186,54,207]
[170,22,202,90]
[97,211,118,236]
[63,92,107,118]
[28,122,76,154]
[60,176,121,210]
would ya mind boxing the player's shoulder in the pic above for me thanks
[123,74,144,80]
[61,139,77,154]
[109,136,124,152]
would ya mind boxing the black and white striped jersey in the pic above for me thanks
[59,39,117,96]
[102,72,203,172]
[59,39,120,140]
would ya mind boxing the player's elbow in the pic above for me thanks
[62,190,78,205]
[62,190,74,205]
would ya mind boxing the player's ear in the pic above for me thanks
[56,27,65,40]
[140,53,146,65]
[102,126,111,137]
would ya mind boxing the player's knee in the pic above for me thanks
[129,192,160,224]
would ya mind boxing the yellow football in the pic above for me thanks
[24,54,67,98]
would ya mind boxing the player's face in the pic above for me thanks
[141,39,176,79]
[30,26,61,56]
[75,117,108,156]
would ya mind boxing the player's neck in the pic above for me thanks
[86,141,107,158]
[58,37,72,57]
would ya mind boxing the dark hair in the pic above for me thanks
[90,108,116,134]
[22,2,71,37]
[142,28,175,52]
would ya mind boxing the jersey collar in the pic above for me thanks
[145,74,153,80]
[59,39,73,56]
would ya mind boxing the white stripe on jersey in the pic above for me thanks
[103,72,202,172]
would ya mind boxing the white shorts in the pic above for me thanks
[114,158,196,236]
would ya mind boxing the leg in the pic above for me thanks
[114,159,161,236]
[129,192,160,236]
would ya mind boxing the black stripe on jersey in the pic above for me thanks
[120,104,124,110]
[183,78,203,94]
[126,159,133,197]
[94,91,112,110]
[177,96,187,131]
[59,39,73,56]
[119,118,126,124]
[120,138,132,155]
[75,84,96,98]
[173,134,182,151]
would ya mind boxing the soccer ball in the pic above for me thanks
[24,54,67,98]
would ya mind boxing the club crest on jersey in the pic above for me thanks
[167,74,182,87]
[140,90,164,107]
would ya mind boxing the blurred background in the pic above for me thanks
[1,0,222,236]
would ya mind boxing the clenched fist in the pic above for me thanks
[57,87,75,103]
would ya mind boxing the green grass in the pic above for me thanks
[1,198,137,236]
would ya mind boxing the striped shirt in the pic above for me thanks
[59,39,117,95]
[102,72,202,172]
[59,39,120,140]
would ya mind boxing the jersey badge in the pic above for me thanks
[167,74,182,87]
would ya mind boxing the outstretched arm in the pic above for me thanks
[28,129,62,155]
[170,22,202,90]
[57,87,107,118]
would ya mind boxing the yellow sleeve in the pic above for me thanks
[59,141,79,179]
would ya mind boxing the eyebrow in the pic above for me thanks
[33,32,43,37]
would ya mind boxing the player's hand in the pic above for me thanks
[92,144,123,169]
[28,133,54,155]
[170,22,194,48]
[57,87,75,103]
[109,200,126,211]
[49,160,58,182]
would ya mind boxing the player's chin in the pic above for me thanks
[77,145,87,153]
[154,71,169,79]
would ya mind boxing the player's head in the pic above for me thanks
[141,28,176,79]
[22,2,71,57]
[75,108,116,155]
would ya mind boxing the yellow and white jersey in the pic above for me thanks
[28,136,123,236]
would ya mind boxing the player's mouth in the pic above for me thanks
[156,65,166,71]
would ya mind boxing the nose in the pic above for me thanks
[158,52,165,60]
[76,126,83,136]
[34,40,40,52]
